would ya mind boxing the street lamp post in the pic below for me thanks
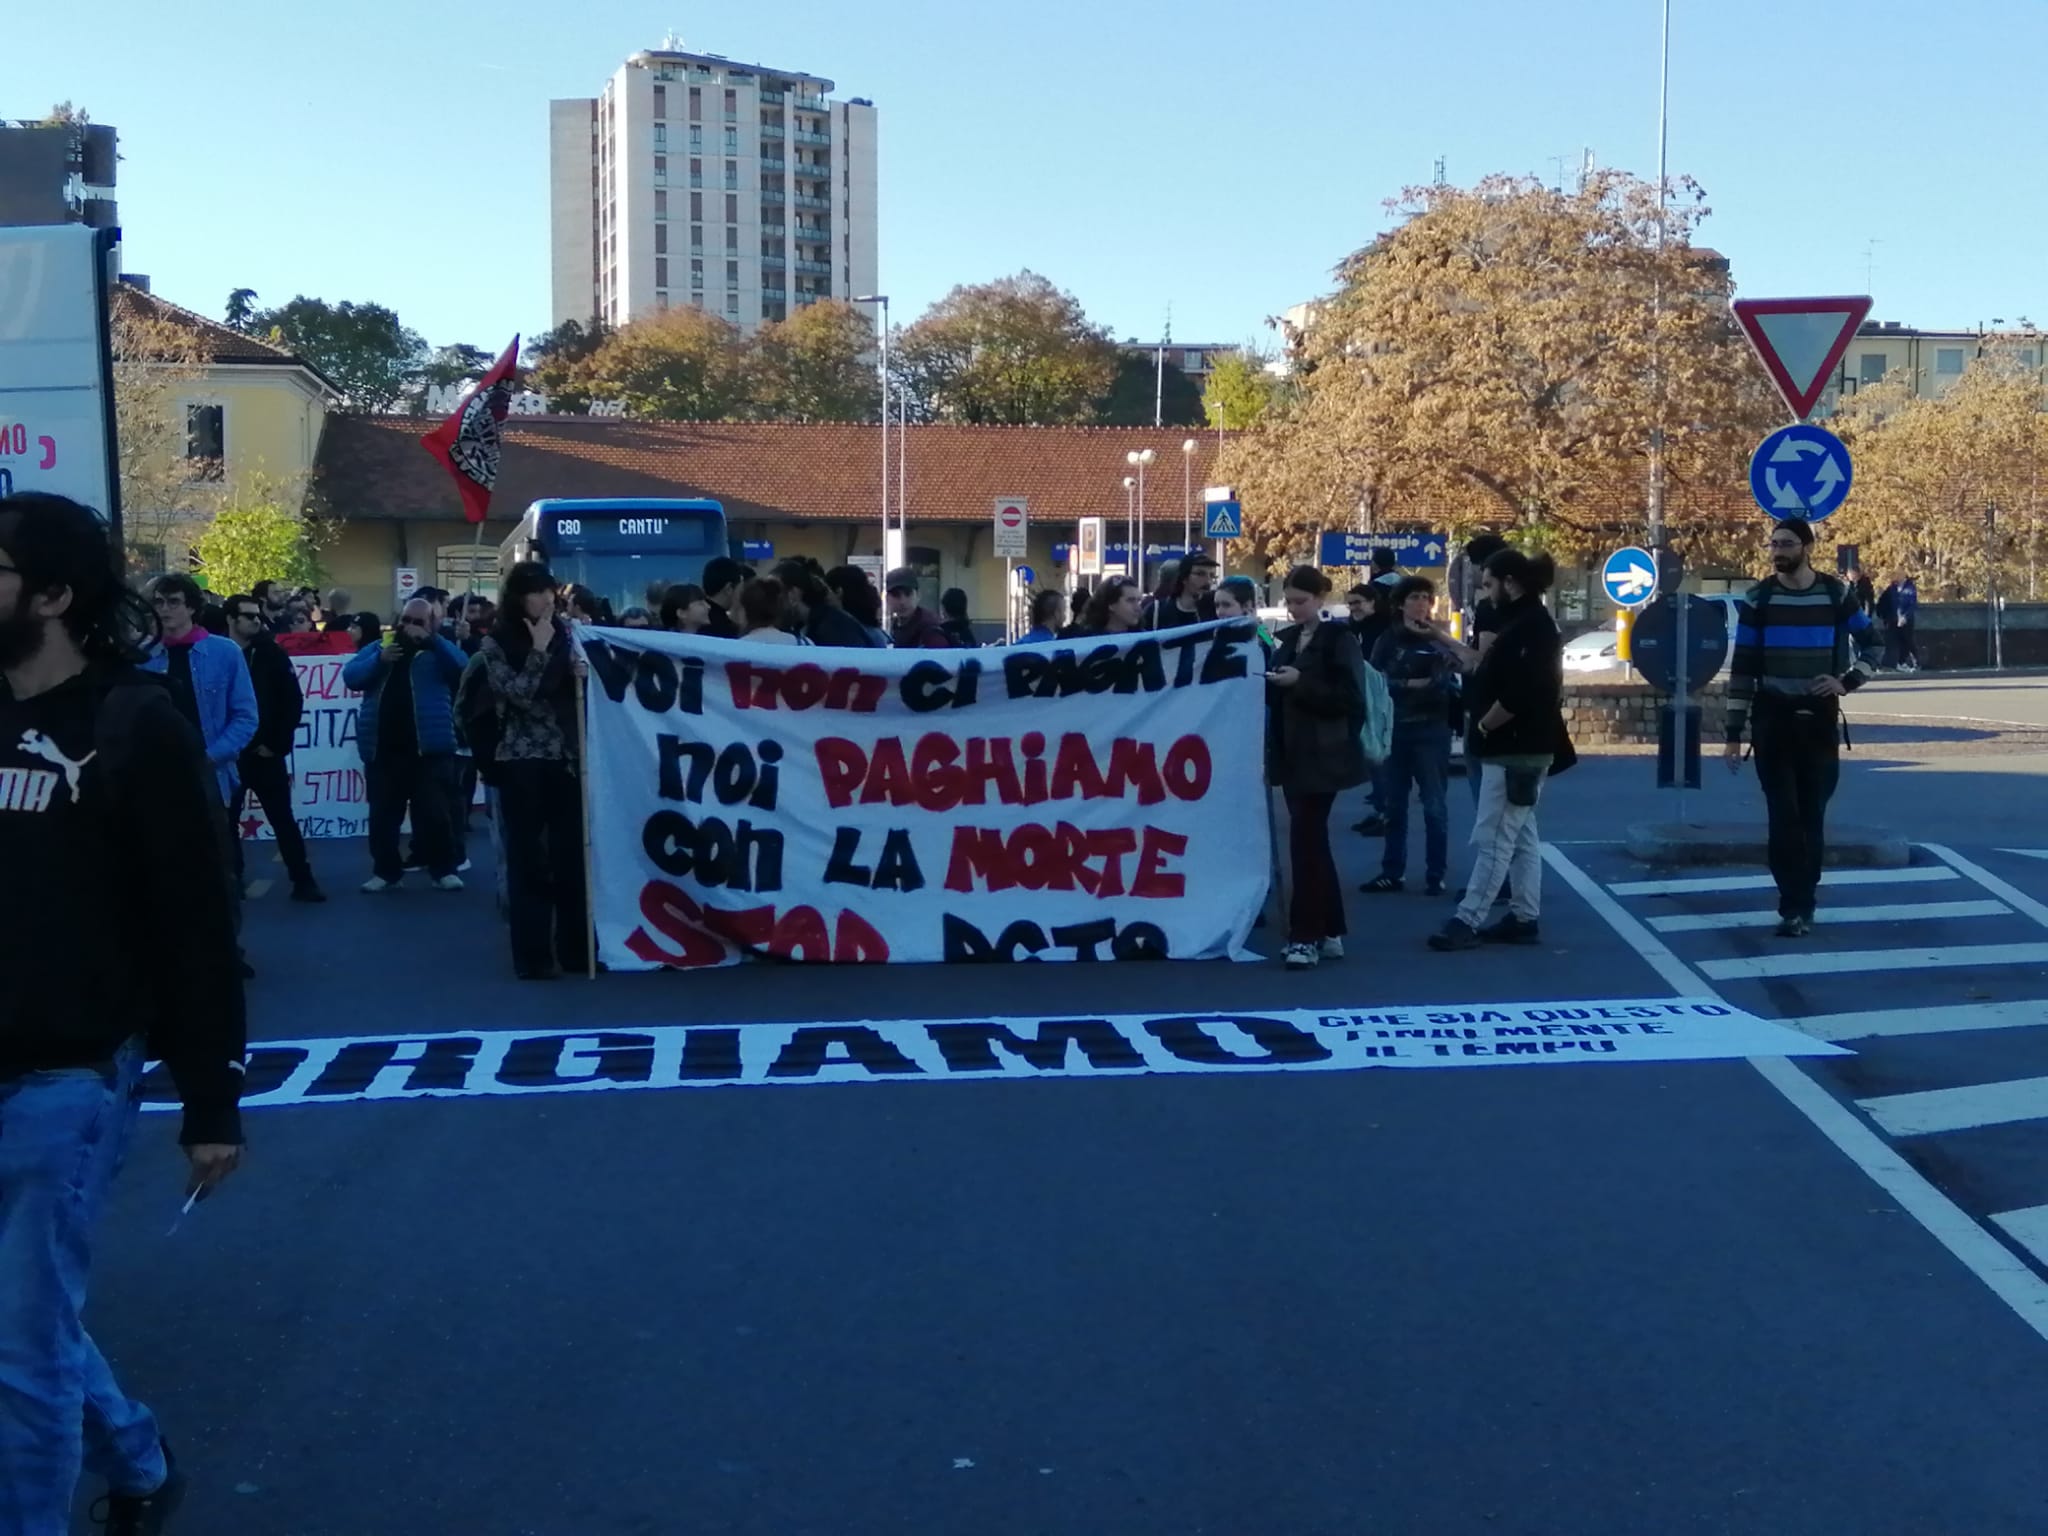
[1127,447,1155,590]
[1122,475,1137,578]
[854,294,891,558]
[1181,438,1198,555]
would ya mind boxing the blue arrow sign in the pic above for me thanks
[1014,564,1036,586]
[1601,546,1658,608]
[1203,499,1242,539]
[1316,530,1450,568]
[1749,423,1852,522]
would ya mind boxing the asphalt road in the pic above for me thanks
[76,729,2048,1536]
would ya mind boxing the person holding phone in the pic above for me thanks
[1265,566,1370,970]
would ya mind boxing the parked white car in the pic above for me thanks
[1561,630,1622,673]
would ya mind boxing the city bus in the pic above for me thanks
[498,498,731,616]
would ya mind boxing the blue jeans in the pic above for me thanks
[1382,722,1452,884]
[0,1044,167,1529]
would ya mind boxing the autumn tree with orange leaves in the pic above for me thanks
[1223,172,1780,570]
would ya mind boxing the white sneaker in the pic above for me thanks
[433,874,465,892]
[360,876,398,893]
[1282,942,1320,970]
[1319,937,1345,960]
[456,859,473,873]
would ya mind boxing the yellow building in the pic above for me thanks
[1826,321,2047,408]
[113,283,340,572]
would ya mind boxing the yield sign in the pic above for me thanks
[1731,295,1873,420]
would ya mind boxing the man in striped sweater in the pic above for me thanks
[1724,516,1874,937]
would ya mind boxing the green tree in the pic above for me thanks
[750,301,881,421]
[1093,354,1204,427]
[525,319,612,412]
[895,271,1118,424]
[247,296,427,414]
[223,288,259,333]
[571,307,753,420]
[420,342,495,390]
[190,483,333,597]
[1201,351,1280,430]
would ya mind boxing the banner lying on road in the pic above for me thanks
[238,652,368,842]
[579,623,1270,966]
[139,999,1845,1112]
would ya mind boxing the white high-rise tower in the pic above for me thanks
[550,45,879,334]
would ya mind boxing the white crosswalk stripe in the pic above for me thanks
[1647,899,2009,933]
[1607,867,1960,898]
[1859,1076,2048,1137]
[1697,941,2048,982]
[1992,1204,2048,1268]
[1784,1001,2048,1043]
[1577,841,2048,1306]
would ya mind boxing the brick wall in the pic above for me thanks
[1562,682,1726,746]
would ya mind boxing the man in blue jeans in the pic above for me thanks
[0,494,246,1534]
[1360,576,1458,896]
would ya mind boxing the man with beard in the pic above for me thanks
[1150,553,1219,630]
[0,493,245,1533]
[1725,516,1873,938]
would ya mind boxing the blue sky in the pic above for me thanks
[17,0,2044,352]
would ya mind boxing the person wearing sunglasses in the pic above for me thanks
[341,597,469,893]
[1724,516,1874,938]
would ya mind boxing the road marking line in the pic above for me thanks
[1858,1076,2048,1137]
[1991,1205,2048,1269]
[1608,868,1958,897]
[1544,844,2048,1347]
[1647,899,2010,933]
[1787,1001,2048,1043]
[1924,845,2048,932]
[1697,942,2048,982]
[245,879,273,900]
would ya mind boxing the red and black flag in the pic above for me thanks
[420,336,519,525]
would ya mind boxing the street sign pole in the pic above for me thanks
[1673,563,1690,822]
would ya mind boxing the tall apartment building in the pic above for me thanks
[550,47,878,335]
[0,117,118,229]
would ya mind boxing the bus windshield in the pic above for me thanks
[505,500,729,617]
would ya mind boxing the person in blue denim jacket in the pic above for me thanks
[140,574,257,805]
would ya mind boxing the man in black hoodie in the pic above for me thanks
[0,493,245,1533]
[225,593,323,901]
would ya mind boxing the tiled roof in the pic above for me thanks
[315,415,1227,526]
[113,284,341,393]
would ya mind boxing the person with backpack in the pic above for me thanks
[479,562,589,979]
[1725,517,1873,938]
[1361,576,1457,897]
[0,492,245,1533]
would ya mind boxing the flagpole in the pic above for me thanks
[575,661,597,981]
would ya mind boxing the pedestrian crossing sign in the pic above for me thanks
[1203,499,1242,539]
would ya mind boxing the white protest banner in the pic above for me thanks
[137,999,1845,1114]
[238,648,369,842]
[579,622,1269,967]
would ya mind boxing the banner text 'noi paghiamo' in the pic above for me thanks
[579,622,1270,967]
